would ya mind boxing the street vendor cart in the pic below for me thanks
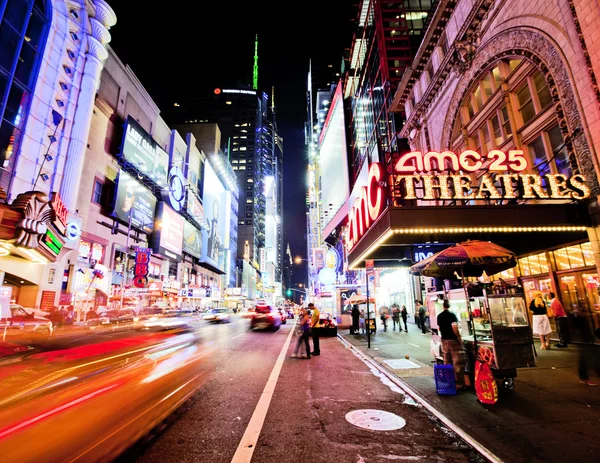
[411,240,536,395]
[347,294,377,334]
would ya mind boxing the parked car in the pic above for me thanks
[1,305,53,338]
[203,308,231,323]
[312,313,338,337]
[250,305,281,331]
[86,309,136,328]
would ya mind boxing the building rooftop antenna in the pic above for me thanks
[253,34,259,90]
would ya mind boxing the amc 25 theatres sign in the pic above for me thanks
[346,149,590,251]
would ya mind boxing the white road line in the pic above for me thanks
[231,321,296,463]
[231,333,245,340]
[408,343,425,349]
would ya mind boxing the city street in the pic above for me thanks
[121,316,482,463]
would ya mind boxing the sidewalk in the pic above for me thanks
[340,323,600,463]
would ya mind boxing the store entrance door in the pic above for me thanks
[558,272,600,344]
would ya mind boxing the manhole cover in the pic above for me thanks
[384,359,421,369]
[345,409,406,431]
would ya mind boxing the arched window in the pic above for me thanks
[0,0,50,190]
[453,57,570,177]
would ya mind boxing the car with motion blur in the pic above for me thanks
[285,307,295,319]
[276,307,287,324]
[203,308,231,323]
[311,312,338,337]
[1,305,53,337]
[86,309,136,328]
[250,305,282,331]
[240,307,255,319]
[135,307,192,331]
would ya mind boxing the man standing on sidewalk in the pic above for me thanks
[417,301,428,334]
[437,299,466,390]
[549,292,569,348]
[308,303,320,356]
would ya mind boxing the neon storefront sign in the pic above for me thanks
[391,150,590,202]
[346,150,591,252]
[347,163,386,251]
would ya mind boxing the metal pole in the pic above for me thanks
[119,207,133,310]
[366,270,370,349]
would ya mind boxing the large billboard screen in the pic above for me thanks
[151,202,184,261]
[112,171,156,233]
[183,220,202,258]
[319,84,350,235]
[201,160,226,271]
[120,117,169,186]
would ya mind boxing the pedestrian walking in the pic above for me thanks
[380,305,389,332]
[291,307,312,359]
[391,304,400,331]
[351,304,360,334]
[529,291,552,349]
[437,299,466,390]
[417,300,427,334]
[573,309,599,386]
[359,309,365,334]
[549,292,569,348]
[401,305,408,332]
[308,302,320,356]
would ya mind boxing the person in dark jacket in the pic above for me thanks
[351,305,360,334]
[401,305,408,332]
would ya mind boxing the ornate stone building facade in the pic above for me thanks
[389,0,600,333]
[0,0,116,309]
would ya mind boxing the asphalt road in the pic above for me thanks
[118,315,482,463]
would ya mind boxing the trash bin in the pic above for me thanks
[434,363,456,395]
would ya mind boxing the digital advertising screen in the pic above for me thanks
[112,170,156,233]
[201,160,226,271]
[120,117,168,186]
[152,202,184,260]
[318,84,350,236]
[183,220,202,259]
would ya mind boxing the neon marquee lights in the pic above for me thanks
[345,149,592,252]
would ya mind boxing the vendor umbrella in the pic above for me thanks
[409,240,517,278]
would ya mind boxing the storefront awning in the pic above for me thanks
[348,203,591,269]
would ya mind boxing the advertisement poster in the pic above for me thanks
[183,220,202,258]
[314,248,325,270]
[201,160,225,271]
[120,117,169,186]
[40,291,56,311]
[112,171,156,233]
[186,191,204,229]
[187,145,201,193]
[152,203,184,260]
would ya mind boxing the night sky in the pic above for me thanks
[107,1,355,285]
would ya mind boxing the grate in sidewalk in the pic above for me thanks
[383,359,421,369]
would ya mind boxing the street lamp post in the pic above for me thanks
[118,207,134,310]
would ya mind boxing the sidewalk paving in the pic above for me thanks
[341,323,600,463]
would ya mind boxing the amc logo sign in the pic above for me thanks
[347,163,387,252]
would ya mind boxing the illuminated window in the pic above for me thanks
[517,83,535,124]
[0,0,50,189]
[240,147,247,151]
[247,178,253,182]
[246,199,252,203]
[581,242,595,267]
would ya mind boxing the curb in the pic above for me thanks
[337,334,504,463]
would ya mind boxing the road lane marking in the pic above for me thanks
[231,333,245,340]
[231,322,296,463]
[408,343,425,350]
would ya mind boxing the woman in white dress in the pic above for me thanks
[529,291,552,349]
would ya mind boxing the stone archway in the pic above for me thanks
[441,28,600,196]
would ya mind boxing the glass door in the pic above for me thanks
[558,272,599,344]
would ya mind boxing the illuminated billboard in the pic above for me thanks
[201,160,226,272]
[151,202,184,261]
[319,84,350,236]
[112,171,156,233]
[183,220,202,259]
[120,117,169,186]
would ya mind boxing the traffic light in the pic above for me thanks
[286,289,292,297]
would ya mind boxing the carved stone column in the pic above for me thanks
[60,1,116,211]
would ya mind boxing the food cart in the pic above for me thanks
[429,285,535,390]
[412,240,536,394]
[347,294,377,334]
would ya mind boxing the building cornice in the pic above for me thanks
[397,0,495,138]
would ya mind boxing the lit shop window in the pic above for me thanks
[553,243,595,270]
[519,252,549,277]
[78,240,105,264]
[240,147,247,151]
[527,125,571,176]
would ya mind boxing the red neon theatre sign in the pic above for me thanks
[347,163,387,251]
